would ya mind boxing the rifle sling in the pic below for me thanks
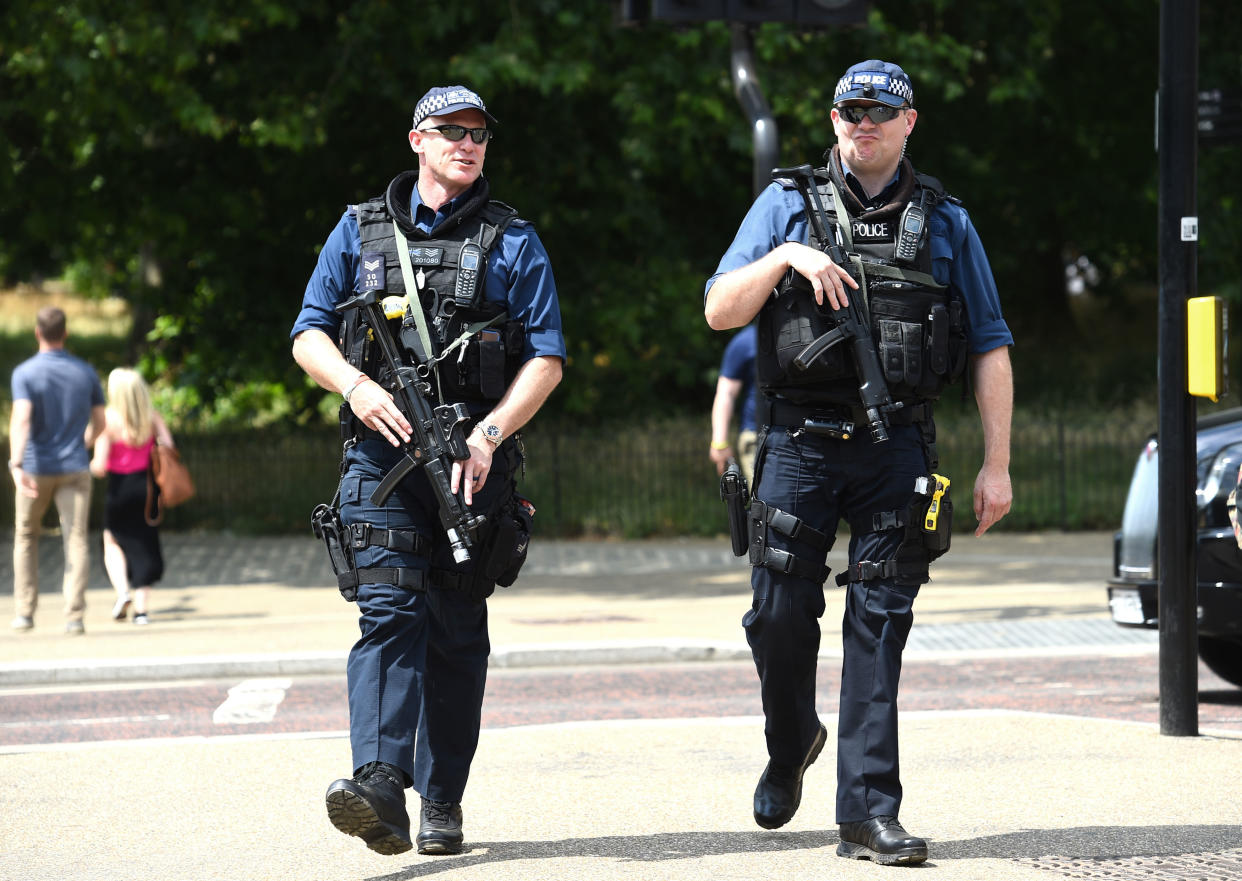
[391,220,442,398]
[827,180,870,316]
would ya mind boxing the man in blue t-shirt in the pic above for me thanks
[9,306,106,635]
[709,324,758,479]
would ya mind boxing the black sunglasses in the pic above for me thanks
[421,124,493,144]
[837,104,906,125]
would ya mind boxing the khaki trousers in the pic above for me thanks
[12,469,93,622]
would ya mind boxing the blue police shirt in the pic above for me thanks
[720,325,758,432]
[292,181,566,363]
[705,180,1013,354]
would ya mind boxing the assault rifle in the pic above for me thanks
[774,164,903,442]
[335,289,485,564]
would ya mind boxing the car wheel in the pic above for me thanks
[1199,636,1242,687]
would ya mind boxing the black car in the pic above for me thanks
[1107,407,1242,687]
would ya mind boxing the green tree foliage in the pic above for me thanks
[1,1,1239,426]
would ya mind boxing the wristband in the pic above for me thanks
[342,374,372,404]
[710,440,730,451]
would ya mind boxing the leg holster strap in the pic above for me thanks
[348,523,432,556]
[837,560,900,586]
[748,499,832,584]
[750,500,831,550]
[338,567,429,597]
[836,553,930,587]
[755,546,831,583]
[856,509,909,534]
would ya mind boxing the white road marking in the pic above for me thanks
[211,678,291,725]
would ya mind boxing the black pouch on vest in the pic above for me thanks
[764,273,846,384]
[878,320,923,388]
[477,330,506,399]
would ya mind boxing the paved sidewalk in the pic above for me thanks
[4,531,1241,881]
[1,529,1153,684]
[3,713,1240,881]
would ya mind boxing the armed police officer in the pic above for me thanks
[291,85,564,857]
[706,60,1013,866]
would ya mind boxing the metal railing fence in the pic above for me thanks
[0,413,1152,537]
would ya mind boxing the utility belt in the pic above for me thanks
[327,564,510,603]
[311,442,534,604]
[758,396,933,438]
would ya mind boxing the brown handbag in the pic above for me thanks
[145,443,195,526]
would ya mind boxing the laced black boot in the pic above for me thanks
[325,761,412,855]
[416,797,464,855]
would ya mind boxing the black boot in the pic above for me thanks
[325,762,412,855]
[837,815,928,865]
[753,723,827,829]
[417,797,464,855]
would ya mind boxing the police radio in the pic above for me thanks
[453,242,484,307]
[893,199,926,263]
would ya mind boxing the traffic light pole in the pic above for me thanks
[729,23,778,198]
[1156,0,1199,737]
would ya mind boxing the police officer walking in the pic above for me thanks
[291,85,565,857]
[705,60,1013,865]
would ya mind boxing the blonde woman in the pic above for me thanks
[89,368,174,624]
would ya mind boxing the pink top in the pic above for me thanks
[107,436,155,475]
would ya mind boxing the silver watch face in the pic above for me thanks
[483,423,503,443]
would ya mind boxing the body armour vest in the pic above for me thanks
[339,171,525,407]
[757,154,968,411]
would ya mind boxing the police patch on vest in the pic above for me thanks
[852,220,893,244]
[361,253,385,293]
[408,247,444,266]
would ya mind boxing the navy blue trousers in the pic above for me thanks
[338,439,513,803]
[745,423,930,824]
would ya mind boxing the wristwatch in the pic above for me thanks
[477,422,504,446]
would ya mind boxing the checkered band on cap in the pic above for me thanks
[412,85,494,128]
[833,61,915,107]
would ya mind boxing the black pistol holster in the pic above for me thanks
[720,458,751,557]
[312,494,433,602]
[311,498,358,601]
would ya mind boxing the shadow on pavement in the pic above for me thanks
[365,829,832,879]
[360,823,1242,879]
[933,824,1242,860]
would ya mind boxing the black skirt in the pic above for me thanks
[103,470,164,587]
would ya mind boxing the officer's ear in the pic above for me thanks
[903,108,918,137]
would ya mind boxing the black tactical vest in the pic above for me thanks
[757,156,968,411]
[339,172,525,406]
